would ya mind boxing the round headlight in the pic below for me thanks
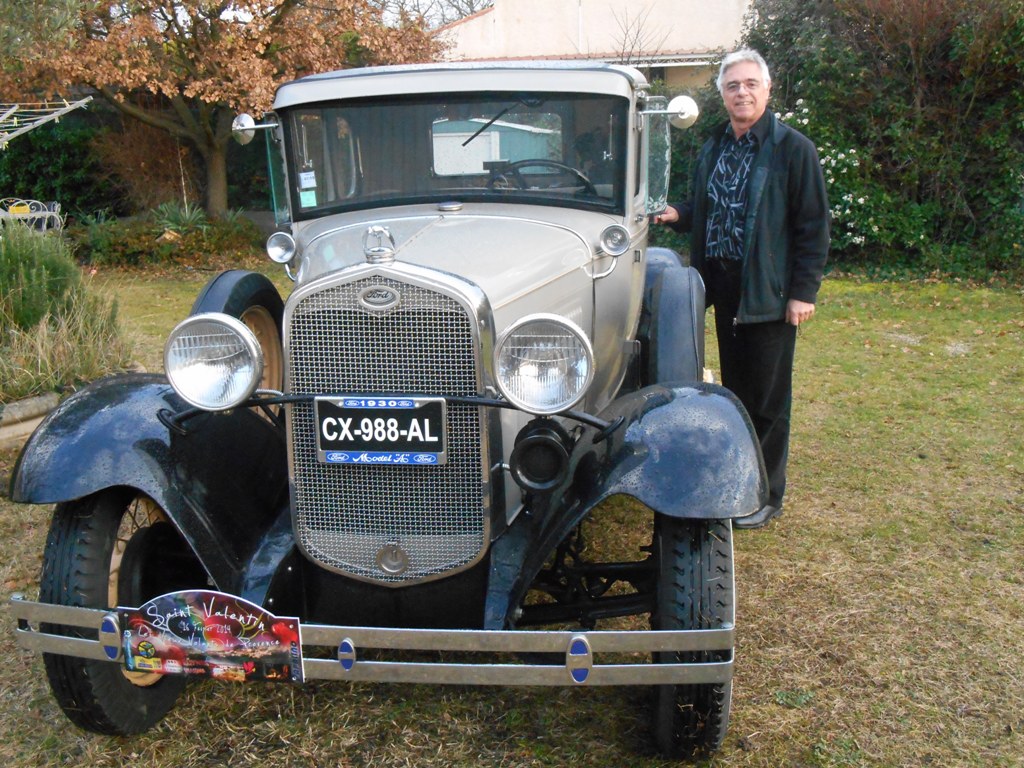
[494,315,594,415]
[599,225,631,256]
[266,231,296,264]
[164,313,264,411]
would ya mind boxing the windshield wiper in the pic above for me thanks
[462,105,512,147]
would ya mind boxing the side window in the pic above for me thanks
[265,128,289,227]
[643,97,671,212]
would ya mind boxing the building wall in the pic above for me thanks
[440,0,750,91]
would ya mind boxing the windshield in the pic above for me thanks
[281,92,629,218]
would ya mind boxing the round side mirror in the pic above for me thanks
[232,114,257,145]
[667,95,699,130]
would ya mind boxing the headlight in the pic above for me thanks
[494,314,594,415]
[599,225,631,256]
[164,313,264,410]
[266,231,296,264]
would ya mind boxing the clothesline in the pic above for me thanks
[0,96,92,149]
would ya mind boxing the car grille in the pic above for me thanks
[286,274,486,585]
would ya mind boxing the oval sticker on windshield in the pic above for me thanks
[358,285,400,311]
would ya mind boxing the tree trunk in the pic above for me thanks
[203,140,229,218]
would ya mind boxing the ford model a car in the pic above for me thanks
[9,62,766,759]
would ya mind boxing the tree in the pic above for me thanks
[1,1,442,216]
[372,0,492,27]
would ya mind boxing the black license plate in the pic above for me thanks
[314,396,446,466]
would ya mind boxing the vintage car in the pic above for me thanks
[9,61,766,759]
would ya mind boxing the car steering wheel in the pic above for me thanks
[489,159,598,196]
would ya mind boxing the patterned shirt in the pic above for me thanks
[704,126,759,261]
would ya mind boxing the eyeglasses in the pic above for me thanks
[724,79,764,94]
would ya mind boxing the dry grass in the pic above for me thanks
[0,273,1022,767]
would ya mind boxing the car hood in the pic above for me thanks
[295,209,600,313]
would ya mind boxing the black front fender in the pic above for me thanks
[10,374,289,593]
[487,382,766,627]
[577,382,767,519]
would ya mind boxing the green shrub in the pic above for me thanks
[153,201,208,234]
[0,221,80,333]
[743,0,1024,275]
[0,118,130,219]
[67,207,264,268]
[67,217,172,266]
[0,221,132,401]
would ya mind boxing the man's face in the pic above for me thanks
[721,61,770,132]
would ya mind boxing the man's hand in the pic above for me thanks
[652,207,679,225]
[786,299,816,326]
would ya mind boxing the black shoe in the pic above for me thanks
[734,504,783,530]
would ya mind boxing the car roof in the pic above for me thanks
[273,60,646,109]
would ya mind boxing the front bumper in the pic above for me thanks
[11,594,733,687]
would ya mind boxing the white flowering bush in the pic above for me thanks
[779,102,933,254]
[747,0,1024,277]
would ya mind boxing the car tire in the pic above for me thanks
[191,270,285,396]
[650,515,734,758]
[40,490,199,735]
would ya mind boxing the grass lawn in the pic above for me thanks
[0,269,1021,767]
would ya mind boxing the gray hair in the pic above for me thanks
[716,49,772,95]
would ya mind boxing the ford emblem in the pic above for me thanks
[358,285,400,311]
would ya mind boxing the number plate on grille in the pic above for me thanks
[314,396,447,466]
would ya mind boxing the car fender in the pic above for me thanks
[639,248,706,385]
[10,373,289,593]
[575,382,766,519]
[487,382,766,627]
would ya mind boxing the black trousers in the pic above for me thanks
[704,259,797,507]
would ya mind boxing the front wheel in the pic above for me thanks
[650,516,734,758]
[40,489,202,734]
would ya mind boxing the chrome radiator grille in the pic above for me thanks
[286,275,486,585]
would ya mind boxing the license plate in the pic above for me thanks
[314,396,447,465]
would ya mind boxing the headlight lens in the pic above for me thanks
[164,313,264,410]
[266,231,296,264]
[494,315,594,414]
[599,225,631,256]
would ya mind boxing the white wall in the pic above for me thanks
[440,0,749,85]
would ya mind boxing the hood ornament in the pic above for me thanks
[363,225,396,265]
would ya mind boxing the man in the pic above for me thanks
[655,49,830,529]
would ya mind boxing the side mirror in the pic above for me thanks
[232,113,279,145]
[232,114,257,145]
[667,95,699,130]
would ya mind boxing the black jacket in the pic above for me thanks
[670,110,830,324]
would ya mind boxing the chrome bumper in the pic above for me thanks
[11,595,733,687]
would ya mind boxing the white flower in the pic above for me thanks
[857,197,865,204]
